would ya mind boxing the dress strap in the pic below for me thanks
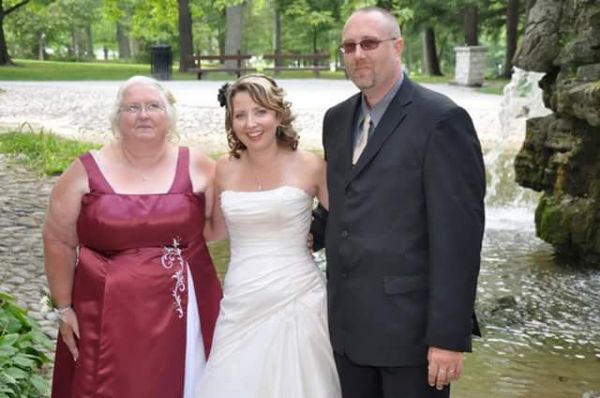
[169,147,192,193]
[78,152,115,193]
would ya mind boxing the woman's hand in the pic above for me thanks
[58,307,80,362]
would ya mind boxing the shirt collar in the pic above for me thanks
[360,72,404,128]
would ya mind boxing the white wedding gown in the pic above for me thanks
[196,186,341,398]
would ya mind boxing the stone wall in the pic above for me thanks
[514,0,600,264]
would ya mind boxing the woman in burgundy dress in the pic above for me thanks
[43,76,222,398]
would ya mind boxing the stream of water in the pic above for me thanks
[439,70,599,397]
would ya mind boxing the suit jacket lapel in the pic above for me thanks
[347,78,415,186]
[339,94,361,187]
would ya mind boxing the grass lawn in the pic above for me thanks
[0,59,507,93]
[0,59,155,81]
[0,59,509,95]
[0,59,351,81]
[0,130,100,175]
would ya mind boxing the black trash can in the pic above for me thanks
[150,45,172,81]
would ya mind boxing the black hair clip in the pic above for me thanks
[217,83,230,108]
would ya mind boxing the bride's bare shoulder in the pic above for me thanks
[294,149,325,171]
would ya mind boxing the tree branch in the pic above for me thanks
[5,0,30,16]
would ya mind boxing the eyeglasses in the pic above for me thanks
[120,102,165,114]
[339,38,398,54]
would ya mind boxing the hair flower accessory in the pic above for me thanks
[217,83,230,108]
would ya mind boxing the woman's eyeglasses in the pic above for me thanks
[120,102,165,114]
[339,38,397,54]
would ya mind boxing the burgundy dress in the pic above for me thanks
[51,147,222,398]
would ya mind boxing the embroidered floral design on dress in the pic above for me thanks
[161,238,187,318]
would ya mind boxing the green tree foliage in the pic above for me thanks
[277,0,344,53]
[5,0,102,61]
[104,0,178,45]
[2,0,525,78]
[1,0,33,65]
[4,1,57,60]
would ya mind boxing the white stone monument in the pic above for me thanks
[454,46,487,86]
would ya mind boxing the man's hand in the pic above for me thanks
[427,347,463,390]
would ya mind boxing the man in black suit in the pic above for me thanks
[321,6,485,397]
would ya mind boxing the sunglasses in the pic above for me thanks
[339,37,398,54]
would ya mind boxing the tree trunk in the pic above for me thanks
[178,0,194,72]
[463,4,479,46]
[503,0,519,78]
[224,2,245,69]
[74,28,85,60]
[422,27,442,76]
[0,14,10,65]
[0,0,31,66]
[70,28,77,59]
[117,21,131,59]
[218,9,226,56]
[312,27,318,68]
[273,8,281,67]
[37,32,45,60]
[85,23,94,59]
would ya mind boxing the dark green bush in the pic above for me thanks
[0,292,52,398]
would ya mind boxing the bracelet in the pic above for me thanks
[52,306,73,322]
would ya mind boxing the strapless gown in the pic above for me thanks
[51,147,222,398]
[196,186,341,398]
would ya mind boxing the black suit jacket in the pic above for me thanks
[322,77,485,367]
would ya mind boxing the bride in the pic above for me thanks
[197,74,341,398]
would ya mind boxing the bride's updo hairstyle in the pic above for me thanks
[221,73,298,158]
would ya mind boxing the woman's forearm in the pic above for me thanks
[43,232,77,309]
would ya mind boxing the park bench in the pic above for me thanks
[263,52,330,77]
[188,51,256,79]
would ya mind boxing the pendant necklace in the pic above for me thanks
[250,164,263,191]
[247,156,272,191]
[121,146,164,184]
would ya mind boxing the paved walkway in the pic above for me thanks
[0,79,504,344]
[0,156,57,339]
[0,80,503,152]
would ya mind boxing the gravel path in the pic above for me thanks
[0,80,503,153]
[0,156,57,339]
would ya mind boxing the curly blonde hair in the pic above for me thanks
[224,74,298,158]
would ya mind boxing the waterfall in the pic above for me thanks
[484,67,552,211]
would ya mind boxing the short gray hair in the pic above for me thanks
[109,75,179,141]
[350,6,402,38]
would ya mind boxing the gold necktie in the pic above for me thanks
[353,113,372,164]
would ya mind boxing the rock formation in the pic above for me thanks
[514,0,600,265]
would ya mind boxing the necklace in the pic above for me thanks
[249,164,263,191]
[120,145,167,184]
[246,153,277,191]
